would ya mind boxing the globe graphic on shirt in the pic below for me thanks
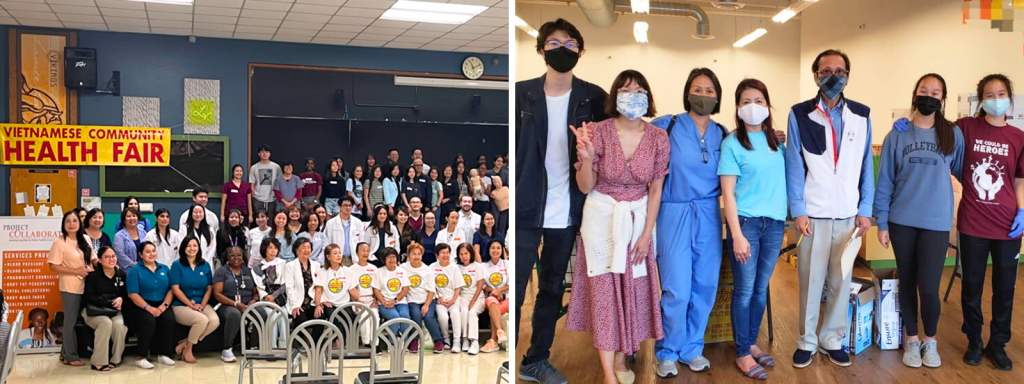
[387,278,400,292]
[359,274,372,288]
[436,275,449,288]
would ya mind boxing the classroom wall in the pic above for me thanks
[514,3,802,130]
[0,29,509,221]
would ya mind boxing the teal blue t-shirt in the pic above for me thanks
[169,260,213,306]
[717,131,788,221]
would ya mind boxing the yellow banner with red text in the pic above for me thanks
[0,124,170,166]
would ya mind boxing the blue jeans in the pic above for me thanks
[408,301,443,341]
[378,303,411,335]
[726,216,784,358]
[324,198,340,216]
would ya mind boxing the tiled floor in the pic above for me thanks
[6,347,508,384]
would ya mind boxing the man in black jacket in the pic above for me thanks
[515,18,608,384]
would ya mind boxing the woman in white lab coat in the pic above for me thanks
[364,205,398,268]
[182,204,218,266]
[144,208,182,267]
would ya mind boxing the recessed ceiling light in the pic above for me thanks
[733,28,766,48]
[381,0,488,25]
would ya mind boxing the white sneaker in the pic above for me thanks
[462,338,471,353]
[451,340,462,354]
[680,355,710,372]
[468,340,480,355]
[221,349,237,363]
[157,355,175,366]
[135,358,154,369]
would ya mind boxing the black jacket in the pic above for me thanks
[515,75,608,229]
[84,268,128,310]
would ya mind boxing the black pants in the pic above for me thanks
[123,299,176,358]
[516,226,576,366]
[496,209,509,238]
[889,223,949,337]
[473,200,491,216]
[322,306,357,343]
[291,304,324,343]
[960,232,1021,344]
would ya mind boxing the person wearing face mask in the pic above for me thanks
[565,70,668,384]
[874,73,964,370]
[515,18,608,384]
[894,73,1024,370]
[785,49,874,369]
[718,79,788,380]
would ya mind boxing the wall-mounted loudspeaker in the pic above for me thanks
[65,47,97,89]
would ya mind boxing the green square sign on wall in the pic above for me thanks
[189,99,216,126]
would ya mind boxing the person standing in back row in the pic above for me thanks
[786,49,874,369]
[250,145,282,218]
[515,18,608,384]
[179,188,220,233]
[274,161,305,213]
[300,157,323,213]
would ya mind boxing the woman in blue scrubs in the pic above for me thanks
[650,68,729,378]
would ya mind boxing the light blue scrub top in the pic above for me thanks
[650,113,725,203]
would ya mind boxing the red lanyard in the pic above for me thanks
[816,105,840,167]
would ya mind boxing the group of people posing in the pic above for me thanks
[515,18,1023,384]
[45,149,511,372]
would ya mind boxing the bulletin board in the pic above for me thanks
[9,168,78,217]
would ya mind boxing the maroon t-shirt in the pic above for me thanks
[221,180,251,214]
[299,172,323,197]
[957,116,1024,239]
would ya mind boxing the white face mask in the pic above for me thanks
[737,103,770,126]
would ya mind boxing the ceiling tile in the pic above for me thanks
[451,24,495,34]
[194,6,239,16]
[194,0,244,8]
[341,0,393,9]
[50,4,99,14]
[193,21,235,31]
[462,39,502,48]
[449,0,498,5]
[4,0,42,2]
[260,0,293,3]
[353,32,393,41]
[0,16,17,24]
[335,6,382,17]
[391,35,432,44]
[489,46,508,53]
[100,8,145,18]
[384,41,422,49]
[494,0,508,7]
[327,15,371,25]
[440,32,478,40]
[243,1,292,11]
[284,12,329,22]
[56,13,104,22]
[295,0,346,5]
[289,3,337,14]
[0,9,8,17]
[149,11,192,21]
[463,16,504,27]
[430,37,471,45]
[103,16,148,26]
[240,9,286,19]
[145,3,191,13]
[1,2,53,12]
[193,29,233,38]
[399,29,443,38]
[320,23,363,32]
[360,26,403,35]
[107,24,149,33]
[310,37,350,45]
[235,24,278,33]
[474,33,504,42]
[420,43,461,51]
[62,21,107,30]
[276,27,317,36]
[409,23,455,32]
[194,14,236,24]
[315,30,355,39]
[237,17,281,26]
[347,39,384,47]
[367,18,412,28]
[17,18,63,27]
[233,32,274,40]
[95,0,142,9]
[273,34,312,42]
[454,46,485,52]
[278,20,322,29]
[9,10,58,20]
[46,0,97,5]
[478,7,504,17]
[149,19,191,28]
[150,27,192,35]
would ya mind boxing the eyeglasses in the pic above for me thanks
[618,89,649,95]
[545,39,580,52]
[817,69,848,77]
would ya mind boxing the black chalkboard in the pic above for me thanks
[100,135,229,198]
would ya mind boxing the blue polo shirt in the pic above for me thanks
[169,260,213,306]
[127,262,171,302]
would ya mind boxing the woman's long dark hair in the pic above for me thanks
[387,163,401,185]
[184,203,212,244]
[363,154,376,182]
[478,211,496,238]
[114,196,140,231]
[61,211,93,263]
[153,208,172,244]
[270,211,294,246]
[976,73,1015,118]
[219,208,247,261]
[367,165,384,194]
[486,238,505,261]
[396,207,414,246]
[911,73,956,156]
[453,161,470,189]
[369,205,392,236]
[733,78,779,152]
[178,235,206,266]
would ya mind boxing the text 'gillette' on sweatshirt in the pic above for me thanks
[873,122,964,232]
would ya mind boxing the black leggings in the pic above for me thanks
[959,232,1021,344]
[889,223,949,337]
[123,299,176,358]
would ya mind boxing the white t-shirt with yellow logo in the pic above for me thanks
[374,266,410,304]
[480,259,507,290]
[429,262,462,301]
[400,263,435,304]
[458,262,482,301]
[350,263,378,297]
[315,266,354,306]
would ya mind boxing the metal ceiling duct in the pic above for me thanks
[576,0,713,39]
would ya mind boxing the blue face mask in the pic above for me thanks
[817,74,848,100]
[982,98,1011,117]
[616,92,649,120]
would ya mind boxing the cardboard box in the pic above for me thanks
[704,250,734,343]
[872,268,903,350]
[842,278,875,355]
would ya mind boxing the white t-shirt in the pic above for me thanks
[350,263,378,297]
[400,263,435,304]
[459,262,482,301]
[543,90,572,229]
[246,227,271,265]
[374,266,409,304]
[429,261,462,301]
[476,176,491,202]
[144,228,181,268]
[480,258,508,290]
[315,266,354,305]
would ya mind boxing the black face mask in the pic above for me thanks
[913,95,942,116]
[544,47,579,73]
[687,94,718,116]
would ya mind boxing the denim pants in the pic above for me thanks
[324,198,340,216]
[377,303,411,335]
[408,301,443,341]
[726,216,784,357]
